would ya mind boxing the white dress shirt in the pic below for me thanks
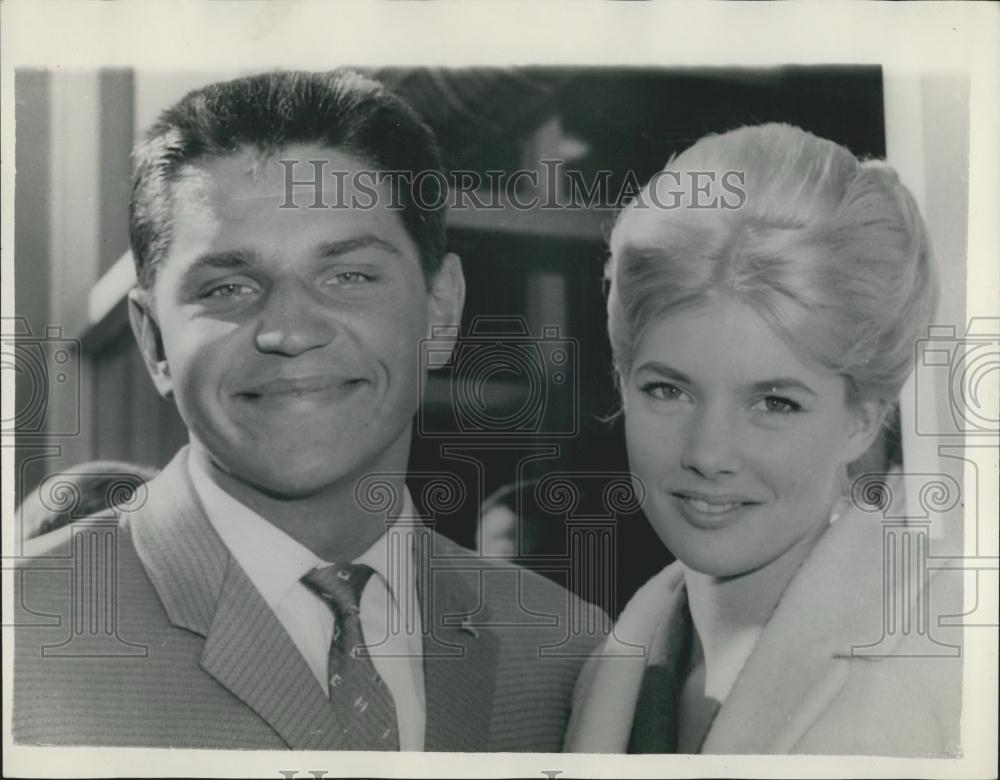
[188,457,426,749]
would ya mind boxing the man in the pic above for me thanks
[13,70,604,750]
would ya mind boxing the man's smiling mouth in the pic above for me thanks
[235,375,368,401]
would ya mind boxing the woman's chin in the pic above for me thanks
[675,550,759,579]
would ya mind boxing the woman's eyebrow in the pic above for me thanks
[633,362,690,384]
[747,378,817,396]
[633,363,818,397]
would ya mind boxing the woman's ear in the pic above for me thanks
[128,288,173,399]
[841,399,888,466]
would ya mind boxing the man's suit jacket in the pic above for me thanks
[564,485,964,756]
[13,448,605,750]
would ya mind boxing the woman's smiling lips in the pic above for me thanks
[669,489,762,529]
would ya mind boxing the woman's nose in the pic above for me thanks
[254,281,337,356]
[680,407,741,479]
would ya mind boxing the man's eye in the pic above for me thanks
[330,271,375,286]
[753,395,802,414]
[205,283,257,299]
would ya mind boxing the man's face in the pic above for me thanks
[130,144,463,499]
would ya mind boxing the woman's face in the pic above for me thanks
[623,297,880,578]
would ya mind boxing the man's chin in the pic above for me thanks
[198,451,356,504]
[244,464,358,501]
[193,425,412,504]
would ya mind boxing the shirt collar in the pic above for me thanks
[187,455,414,612]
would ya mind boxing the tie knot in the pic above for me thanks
[302,562,377,618]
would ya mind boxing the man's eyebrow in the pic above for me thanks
[182,249,260,280]
[316,234,402,258]
[179,234,400,283]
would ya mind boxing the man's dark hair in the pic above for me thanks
[129,70,447,289]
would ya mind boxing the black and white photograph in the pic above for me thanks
[2,2,997,778]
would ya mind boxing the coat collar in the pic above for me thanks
[702,485,911,752]
[126,447,498,750]
[567,475,951,754]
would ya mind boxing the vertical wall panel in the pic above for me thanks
[45,71,102,474]
[93,328,132,461]
[99,69,135,275]
[13,70,52,504]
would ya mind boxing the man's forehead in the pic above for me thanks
[162,142,423,271]
[171,143,374,205]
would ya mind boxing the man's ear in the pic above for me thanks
[128,288,173,399]
[841,399,888,466]
[424,252,466,365]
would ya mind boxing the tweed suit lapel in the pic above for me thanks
[418,530,500,752]
[199,558,351,749]
[125,447,229,635]
[126,447,348,749]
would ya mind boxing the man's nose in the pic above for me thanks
[680,405,741,479]
[254,280,337,356]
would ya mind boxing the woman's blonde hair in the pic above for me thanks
[606,123,939,407]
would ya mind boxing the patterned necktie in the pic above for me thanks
[301,562,400,750]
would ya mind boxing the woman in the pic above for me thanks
[564,124,962,756]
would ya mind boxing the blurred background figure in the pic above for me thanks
[476,480,538,558]
[477,498,518,559]
[17,460,158,539]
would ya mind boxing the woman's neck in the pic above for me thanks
[683,517,830,701]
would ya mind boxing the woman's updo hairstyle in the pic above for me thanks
[606,123,939,407]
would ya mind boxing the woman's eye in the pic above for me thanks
[204,282,257,299]
[753,395,802,414]
[640,382,689,402]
